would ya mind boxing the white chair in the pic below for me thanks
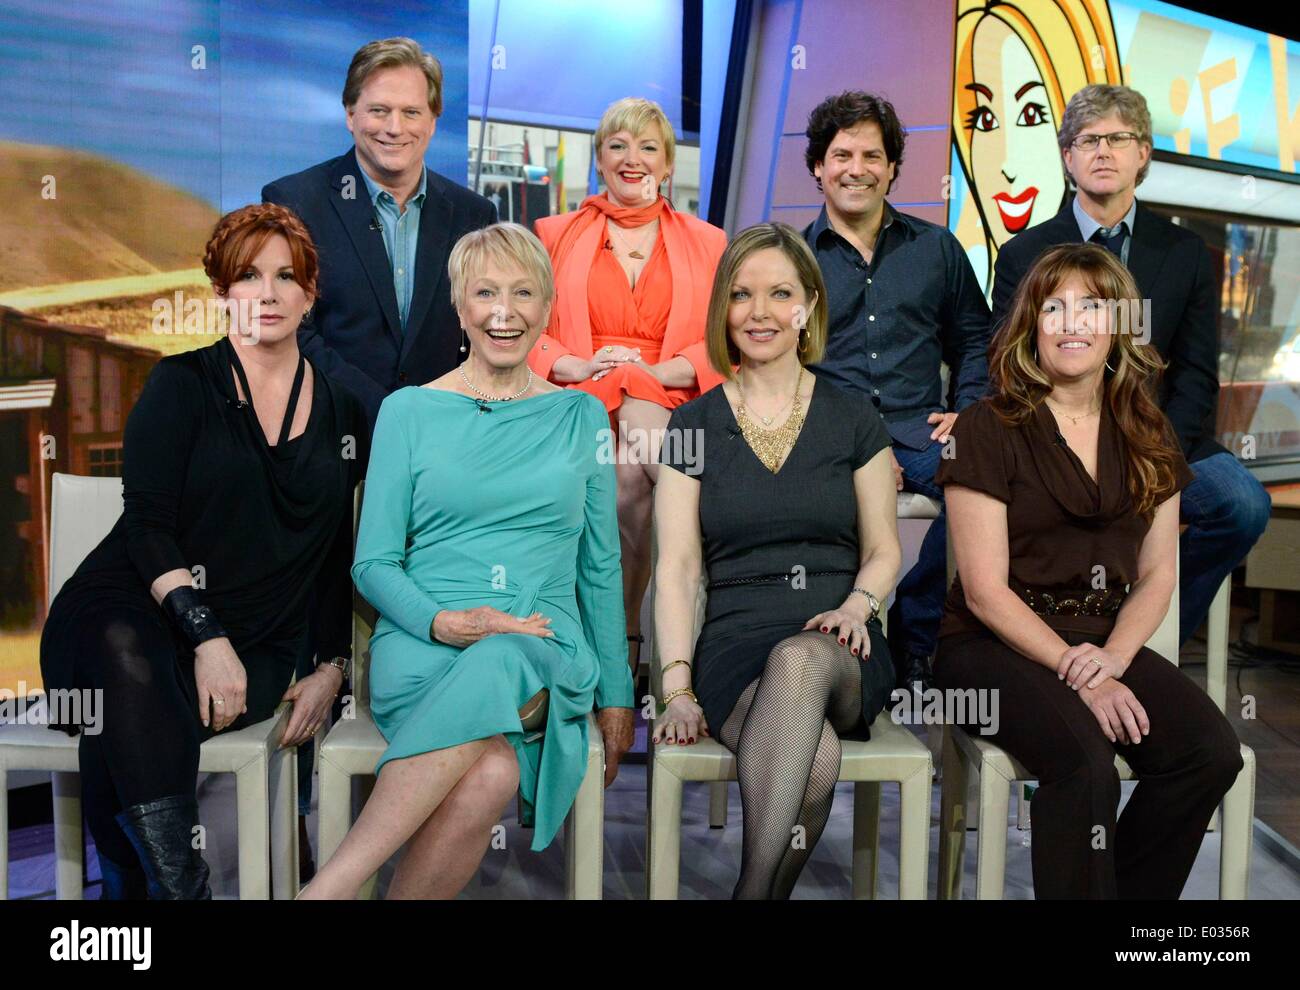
[644,495,940,900]
[0,473,297,899]
[937,543,1257,899]
[316,483,609,899]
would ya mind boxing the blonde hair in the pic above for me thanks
[343,37,444,117]
[594,97,677,169]
[447,222,555,309]
[705,223,829,377]
[952,0,1120,281]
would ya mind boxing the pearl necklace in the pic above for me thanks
[458,364,533,402]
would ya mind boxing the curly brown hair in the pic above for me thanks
[989,243,1180,519]
[804,90,906,193]
[203,203,319,299]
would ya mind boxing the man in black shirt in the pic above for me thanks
[802,91,992,690]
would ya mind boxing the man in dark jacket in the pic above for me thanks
[264,37,496,426]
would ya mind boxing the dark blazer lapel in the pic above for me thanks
[401,182,453,363]
[327,151,402,346]
[1044,203,1084,244]
[1126,203,1172,299]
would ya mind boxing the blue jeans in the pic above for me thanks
[892,443,947,660]
[1179,451,1271,645]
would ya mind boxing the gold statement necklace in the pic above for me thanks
[736,368,807,473]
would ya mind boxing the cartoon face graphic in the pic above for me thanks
[965,16,1068,246]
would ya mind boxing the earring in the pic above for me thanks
[459,328,468,354]
[303,307,313,322]
[797,330,809,354]
[1105,359,1117,373]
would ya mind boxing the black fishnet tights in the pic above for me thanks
[717,631,861,899]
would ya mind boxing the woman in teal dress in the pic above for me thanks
[300,224,635,900]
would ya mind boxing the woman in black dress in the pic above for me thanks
[40,203,365,899]
[653,223,902,899]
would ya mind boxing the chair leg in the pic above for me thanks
[355,776,379,901]
[269,742,298,899]
[644,742,654,899]
[52,771,84,900]
[315,752,350,868]
[708,781,728,828]
[234,757,271,899]
[1205,577,1231,836]
[1206,577,1230,714]
[898,766,931,900]
[937,726,968,900]
[565,737,605,900]
[647,754,684,900]
[0,768,8,899]
[974,762,1011,900]
[1219,745,1255,900]
[851,781,880,900]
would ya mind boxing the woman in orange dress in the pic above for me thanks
[530,97,727,671]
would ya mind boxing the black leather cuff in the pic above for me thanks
[161,586,229,647]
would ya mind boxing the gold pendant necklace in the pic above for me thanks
[1045,396,1099,426]
[608,219,657,260]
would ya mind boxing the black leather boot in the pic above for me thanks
[96,852,148,900]
[896,652,934,693]
[114,795,212,900]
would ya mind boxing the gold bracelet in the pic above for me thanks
[662,687,698,706]
[660,659,692,677]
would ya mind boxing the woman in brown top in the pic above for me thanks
[935,243,1242,899]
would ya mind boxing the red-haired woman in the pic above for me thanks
[39,204,366,899]
[935,243,1242,898]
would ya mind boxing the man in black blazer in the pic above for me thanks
[993,84,1270,646]
[264,37,495,425]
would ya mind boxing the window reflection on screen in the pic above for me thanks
[1152,206,1300,473]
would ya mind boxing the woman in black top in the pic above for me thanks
[654,224,901,898]
[40,204,366,899]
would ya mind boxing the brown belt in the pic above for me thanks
[1017,585,1126,617]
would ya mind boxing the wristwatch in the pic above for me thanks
[852,587,881,623]
[317,656,351,681]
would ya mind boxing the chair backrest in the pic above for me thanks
[49,473,124,600]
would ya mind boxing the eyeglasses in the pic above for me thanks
[1071,131,1138,151]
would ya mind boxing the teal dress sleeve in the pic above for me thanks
[576,397,635,709]
[351,394,448,641]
